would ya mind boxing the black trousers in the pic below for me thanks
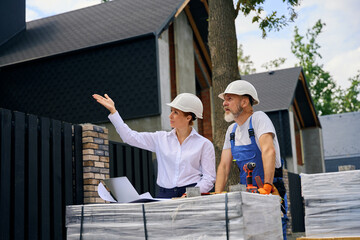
[156,183,197,198]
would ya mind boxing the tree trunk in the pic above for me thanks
[208,0,241,190]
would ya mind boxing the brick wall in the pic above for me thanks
[282,169,292,235]
[81,124,110,204]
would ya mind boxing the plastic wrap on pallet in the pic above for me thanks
[301,170,360,238]
[300,170,360,197]
[66,192,282,240]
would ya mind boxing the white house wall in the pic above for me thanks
[173,11,196,95]
[158,28,172,131]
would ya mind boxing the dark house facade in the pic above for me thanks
[0,0,213,140]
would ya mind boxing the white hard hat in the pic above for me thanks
[166,93,203,119]
[218,80,260,105]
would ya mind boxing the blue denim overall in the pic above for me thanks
[230,116,288,239]
[230,117,264,186]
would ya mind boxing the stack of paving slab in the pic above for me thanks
[301,170,360,238]
[66,192,282,240]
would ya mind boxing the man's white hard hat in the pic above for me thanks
[218,80,260,105]
[166,93,203,119]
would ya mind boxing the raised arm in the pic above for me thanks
[92,93,117,114]
[92,93,157,152]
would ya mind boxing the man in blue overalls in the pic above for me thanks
[215,80,288,240]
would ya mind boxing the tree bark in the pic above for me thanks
[208,0,241,190]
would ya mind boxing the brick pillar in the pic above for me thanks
[282,168,292,235]
[81,124,110,204]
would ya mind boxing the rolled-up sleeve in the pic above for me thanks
[195,140,216,193]
[108,111,157,152]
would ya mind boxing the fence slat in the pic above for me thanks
[109,143,114,177]
[133,148,141,193]
[74,125,83,205]
[116,144,124,176]
[13,112,25,240]
[1,109,83,239]
[109,141,155,197]
[51,120,62,240]
[125,146,133,182]
[142,150,149,193]
[27,114,39,240]
[40,117,51,240]
[0,109,12,240]
[148,152,155,196]
[63,123,73,205]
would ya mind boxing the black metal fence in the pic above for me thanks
[109,141,156,197]
[288,172,305,232]
[0,108,83,240]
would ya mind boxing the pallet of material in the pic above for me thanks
[297,237,360,240]
[301,170,360,238]
[66,191,282,240]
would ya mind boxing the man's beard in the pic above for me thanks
[224,105,243,122]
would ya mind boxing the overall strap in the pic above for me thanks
[248,116,255,138]
[230,123,237,149]
[248,116,256,144]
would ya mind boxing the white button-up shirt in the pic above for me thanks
[109,111,216,193]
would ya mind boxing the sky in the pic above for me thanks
[26,0,360,89]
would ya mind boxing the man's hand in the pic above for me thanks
[258,183,272,195]
[92,94,117,114]
[215,149,233,192]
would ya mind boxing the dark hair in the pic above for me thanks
[183,112,196,126]
[244,94,254,106]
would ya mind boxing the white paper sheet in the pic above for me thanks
[98,177,169,203]
[97,182,117,202]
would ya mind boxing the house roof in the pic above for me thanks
[0,0,185,67]
[242,67,301,112]
[242,67,320,127]
[319,112,360,159]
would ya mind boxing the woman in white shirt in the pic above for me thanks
[92,93,216,198]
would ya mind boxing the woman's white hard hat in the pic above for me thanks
[218,80,260,105]
[166,93,203,119]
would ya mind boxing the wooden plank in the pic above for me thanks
[133,148,141,193]
[73,125,83,205]
[168,23,177,100]
[40,117,51,240]
[200,0,209,14]
[27,114,39,240]
[293,98,305,128]
[51,120,62,240]
[174,0,190,18]
[13,111,25,240]
[63,123,73,205]
[298,73,320,127]
[184,6,212,70]
[0,109,12,240]
[194,41,211,87]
